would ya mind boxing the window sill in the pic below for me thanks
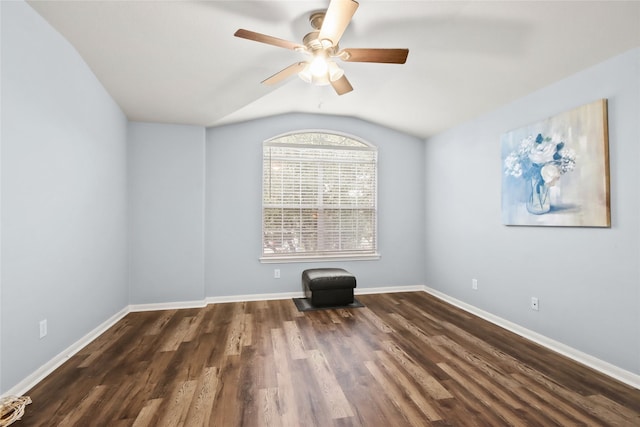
[259,253,381,264]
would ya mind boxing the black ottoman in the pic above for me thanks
[302,268,356,307]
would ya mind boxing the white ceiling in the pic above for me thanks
[27,0,640,139]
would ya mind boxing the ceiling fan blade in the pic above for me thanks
[262,62,307,85]
[234,29,304,51]
[330,74,353,95]
[318,0,359,47]
[340,48,409,64]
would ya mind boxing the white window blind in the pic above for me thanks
[262,132,377,260]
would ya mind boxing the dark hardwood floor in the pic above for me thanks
[20,292,640,426]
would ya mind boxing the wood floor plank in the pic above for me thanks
[438,362,525,426]
[269,328,301,426]
[224,313,248,356]
[359,306,395,333]
[430,336,525,410]
[90,376,146,424]
[156,379,198,426]
[19,291,640,426]
[587,393,640,425]
[364,359,433,427]
[511,372,602,426]
[374,350,444,421]
[206,354,243,427]
[183,308,208,343]
[57,384,108,426]
[145,310,176,336]
[306,349,355,419]
[256,387,279,427]
[183,366,220,426]
[131,398,163,427]
[339,374,402,427]
[439,377,510,427]
[283,320,307,360]
[76,322,132,368]
[381,340,453,400]
[160,315,197,352]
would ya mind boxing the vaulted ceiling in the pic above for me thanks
[27,1,640,139]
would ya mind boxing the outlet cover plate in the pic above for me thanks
[531,297,539,311]
[39,319,48,338]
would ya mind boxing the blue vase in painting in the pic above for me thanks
[526,177,551,215]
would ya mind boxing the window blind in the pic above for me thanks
[262,133,377,259]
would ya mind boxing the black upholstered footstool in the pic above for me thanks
[302,268,356,307]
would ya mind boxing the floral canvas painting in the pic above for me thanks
[501,99,610,227]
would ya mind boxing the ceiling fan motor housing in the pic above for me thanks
[309,11,326,30]
[303,31,338,54]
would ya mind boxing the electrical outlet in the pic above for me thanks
[274,269,281,279]
[39,319,48,338]
[472,278,478,290]
[531,297,539,311]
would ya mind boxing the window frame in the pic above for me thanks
[260,130,380,263]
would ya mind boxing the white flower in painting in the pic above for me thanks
[528,140,557,164]
[504,153,523,177]
[541,164,561,186]
[558,147,577,173]
[518,135,535,155]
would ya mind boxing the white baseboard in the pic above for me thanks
[423,286,640,390]
[204,285,426,303]
[2,306,130,398]
[356,284,425,295]
[129,299,207,312]
[207,291,305,304]
[130,292,309,310]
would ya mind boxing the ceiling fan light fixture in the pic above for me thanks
[320,39,334,49]
[309,55,329,77]
[298,64,328,86]
[328,61,345,81]
[298,60,344,86]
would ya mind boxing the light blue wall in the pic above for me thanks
[128,122,206,304]
[126,114,426,302]
[1,1,128,393]
[424,48,640,375]
[205,114,426,297]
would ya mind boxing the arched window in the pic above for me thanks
[262,131,378,261]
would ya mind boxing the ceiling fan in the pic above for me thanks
[234,0,409,95]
